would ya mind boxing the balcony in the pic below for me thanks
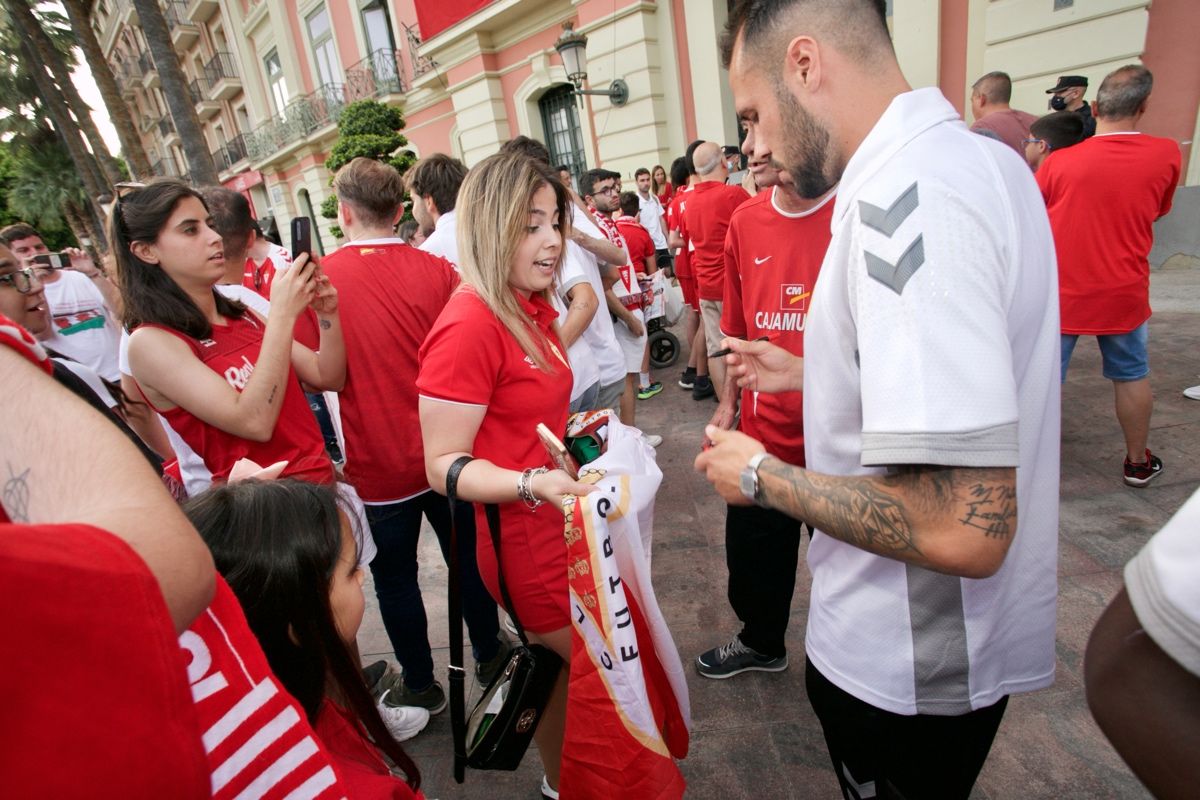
[113,58,143,98]
[244,84,347,165]
[212,134,249,173]
[189,76,220,120]
[138,52,159,89]
[185,0,219,24]
[204,51,242,102]
[163,1,200,50]
[116,0,138,28]
[150,157,189,184]
[344,49,406,104]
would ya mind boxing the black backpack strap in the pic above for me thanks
[445,455,475,784]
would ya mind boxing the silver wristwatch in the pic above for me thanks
[739,452,771,506]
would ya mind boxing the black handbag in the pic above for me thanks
[446,456,564,783]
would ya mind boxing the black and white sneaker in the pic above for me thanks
[1123,449,1164,487]
[695,637,787,679]
[678,367,696,390]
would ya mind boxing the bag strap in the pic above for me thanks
[445,455,474,784]
[484,502,532,646]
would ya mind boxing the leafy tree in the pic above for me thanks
[0,139,80,252]
[320,100,416,238]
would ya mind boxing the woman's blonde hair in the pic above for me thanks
[455,151,572,371]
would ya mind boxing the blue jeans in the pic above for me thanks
[1060,322,1150,383]
[365,490,501,691]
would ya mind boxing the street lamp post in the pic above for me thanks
[554,22,629,107]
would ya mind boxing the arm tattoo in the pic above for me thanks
[267,385,278,405]
[319,318,331,330]
[756,460,1017,565]
[3,463,31,522]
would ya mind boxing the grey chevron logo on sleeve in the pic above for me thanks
[859,182,919,236]
[866,235,925,295]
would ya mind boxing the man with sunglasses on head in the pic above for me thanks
[0,223,121,381]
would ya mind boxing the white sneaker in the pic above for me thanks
[504,614,518,636]
[1184,385,1200,400]
[642,433,663,448]
[376,697,430,742]
[541,775,560,800]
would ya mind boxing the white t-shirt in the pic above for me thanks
[802,88,1060,715]
[420,209,458,266]
[550,283,600,402]
[637,192,668,250]
[1125,487,1200,677]
[569,205,626,387]
[41,270,121,381]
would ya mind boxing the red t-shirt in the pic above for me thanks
[417,286,573,632]
[970,108,1038,154]
[185,577,348,799]
[136,315,333,483]
[1037,132,1180,334]
[679,181,750,300]
[615,216,656,272]
[656,183,674,207]
[314,700,424,800]
[322,241,459,502]
[0,522,210,799]
[721,189,834,465]
[666,188,692,278]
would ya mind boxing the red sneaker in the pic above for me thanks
[1123,449,1164,487]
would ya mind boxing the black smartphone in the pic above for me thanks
[31,252,69,269]
[290,216,312,260]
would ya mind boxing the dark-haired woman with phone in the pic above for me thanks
[116,180,346,484]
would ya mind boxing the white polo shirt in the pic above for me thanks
[802,88,1061,715]
[420,209,458,266]
[637,191,668,250]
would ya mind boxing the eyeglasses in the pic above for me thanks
[1022,138,1045,146]
[594,185,619,196]
[0,267,43,295]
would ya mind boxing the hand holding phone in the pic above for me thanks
[537,423,580,480]
[290,216,312,261]
[31,252,69,270]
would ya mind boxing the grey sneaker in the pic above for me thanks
[476,637,514,686]
[695,637,787,679]
[383,677,448,714]
[363,660,389,700]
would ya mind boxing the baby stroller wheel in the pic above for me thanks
[649,329,680,369]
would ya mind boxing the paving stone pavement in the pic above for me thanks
[356,264,1200,799]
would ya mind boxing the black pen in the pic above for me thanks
[710,334,774,359]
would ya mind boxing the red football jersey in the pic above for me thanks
[322,241,460,502]
[1038,132,1180,334]
[615,216,656,273]
[721,188,834,465]
[666,187,692,278]
[679,182,750,300]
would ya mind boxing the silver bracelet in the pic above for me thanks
[518,467,548,509]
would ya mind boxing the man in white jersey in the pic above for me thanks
[695,1,1060,797]
[409,153,467,266]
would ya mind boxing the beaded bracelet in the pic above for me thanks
[518,467,548,509]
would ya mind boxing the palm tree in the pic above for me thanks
[3,0,123,187]
[60,0,153,178]
[6,133,99,260]
[129,0,218,185]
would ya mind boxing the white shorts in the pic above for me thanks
[614,313,647,374]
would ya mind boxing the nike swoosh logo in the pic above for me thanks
[754,256,772,265]
[865,235,924,295]
[859,182,919,237]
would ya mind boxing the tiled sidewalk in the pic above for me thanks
[356,266,1199,799]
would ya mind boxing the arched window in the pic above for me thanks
[538,84,587,183]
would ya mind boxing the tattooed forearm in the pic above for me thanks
[267,385,278,405]
[755,459,1018,574]
[3,463,31,522]
[319,318,331,330]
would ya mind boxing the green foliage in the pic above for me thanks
[0,136,82,249]
[321,101,417,237]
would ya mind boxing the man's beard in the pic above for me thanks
[774,81,838,199]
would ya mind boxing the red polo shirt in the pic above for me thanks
[679,181,749,300]
[721,188,834,465]
[322,240,460,502]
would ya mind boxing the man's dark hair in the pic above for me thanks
[972,71,1013,105]
[1030,111,1085,152]
[405,153,468,215]
[720,0,890,70]
[669,156,690,188]
[684,139,704,175]
[332,157,406,228]
[634,167,651,179]
[499,135,552,166]
[199,187,254,255]
[1096,64,1153,120]
[554,164,571,174]
[618,191,641,217]
[0,222,40,245]
[579,168,620,200]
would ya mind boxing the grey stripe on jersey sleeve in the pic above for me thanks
[907,566,972,714]
[861,422,1019,468]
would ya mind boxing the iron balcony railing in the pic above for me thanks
[188,77,207,103]
[404,24,434,78]
[163,0,191,31]
[344,48,405,102]
[244,83,346,163]
[204,51,239,84]
[138,51,155,76]
[212,134,248,171]
[157,116,175,139]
